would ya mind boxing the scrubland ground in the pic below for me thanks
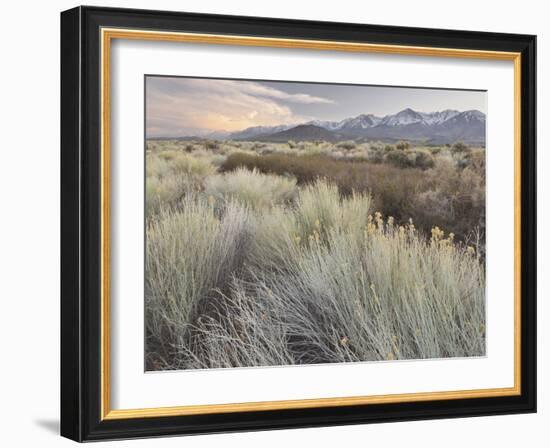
[145,138,486,370]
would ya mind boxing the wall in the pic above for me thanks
[0,0,545,446]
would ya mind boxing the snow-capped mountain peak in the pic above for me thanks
[229,124,295,140]
[305,119,343,131]
[380,108,425,126]
[459,110,486,121]
[419,109,460,125]
[335,114,379,130]
[227,108,486,144]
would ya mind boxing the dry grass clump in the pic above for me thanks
[204,168,298,210]
[250,214,485,363]
[220,152,369,193]
[145,198,255,368]
[383,148,435,169]
[146,174,196,216]
[146,151,218,215]
[145,139,486,370]
[292,181,372,243]
[411,160,485,250]
[337,140,357,150]
[145,177,485,370]
[220,151,484,245]
[168,191,484,369]
[158,151,217,177]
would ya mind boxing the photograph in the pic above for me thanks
[144,76,487,371]
[57,5,537,442]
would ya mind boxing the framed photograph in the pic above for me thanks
[60,6,536,441]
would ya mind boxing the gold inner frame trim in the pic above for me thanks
[100,27,522,421]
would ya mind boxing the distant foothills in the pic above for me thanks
[149,108,486,146]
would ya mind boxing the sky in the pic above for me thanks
[146,76,487,138]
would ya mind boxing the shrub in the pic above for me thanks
[292,180,371,242]
[171,154,217,177]
[385,149,434,170]
[145,139,487,370]
[219,151,483,246]
[368,149,384,164]
[368,144,381,152]
[204,168,297,210]
[204,140,219,150]
[409,161,485,250]
[460,150,485,173]
[145,151,218,216]
[222,152,312,183]
[149,151,216,178]
[396,141,411,151]
[156,150,179,161]
[451,141,470,154]
[172,200,485,369]
[413,150,435,170]
[259,146,275,155]
[251,142,266,151]
[385,149,414,168]
[145,199,255,368]
[337,141,356,150]
[146,174,198,216]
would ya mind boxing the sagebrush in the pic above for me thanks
[145,140,485,370]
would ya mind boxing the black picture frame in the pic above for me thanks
[61,5,536,442]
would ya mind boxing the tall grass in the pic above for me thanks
[292,181,372,243]
[145,198,255,368]
[186,205,484,368]
[220,151,485,245]
[145,178,485,370]
[146,152,216,215]
[204,168,297,210]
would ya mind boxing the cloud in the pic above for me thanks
[146,77,330,137]
[227,81,334,105]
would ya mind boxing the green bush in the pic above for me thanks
[204,140,219,150]
[460,150,485,172]
[413,150,435,169]
[251,142,266,151]
[337,141,356,150]
[368,149,384,164]
[385,149,414,168]
[451,141,470,153]
[396,141,411,151]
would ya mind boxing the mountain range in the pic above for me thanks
[229,108,486,145]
